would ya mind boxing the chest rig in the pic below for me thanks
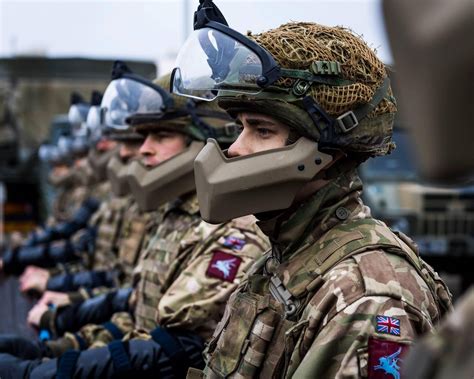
[134,198,201,332]
[203,218,445,378]
[92,196,130,271]
[117,204,157,283]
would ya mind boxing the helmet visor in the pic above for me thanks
[68,103,90,125]
[172,27,264,101]
[38,144,60,163]
[86,106,103,143]
[101,78,165,130]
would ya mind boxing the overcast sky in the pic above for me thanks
[0,0,392,74]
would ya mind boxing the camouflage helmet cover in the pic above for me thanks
[221,22,397,157]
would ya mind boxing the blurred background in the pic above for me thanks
[0,0,473,333]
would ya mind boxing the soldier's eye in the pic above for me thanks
[257,128,273,137]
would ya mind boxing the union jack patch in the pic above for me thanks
[376,315,400,336]
[223,236,246,251]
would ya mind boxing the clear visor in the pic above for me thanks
[101,78,165,130]
[86,106,104,142]
[172,27,263,101]
[71,135,89,154]
[38,144,60,163]
[68,104,90,125]
[57,136,73,156]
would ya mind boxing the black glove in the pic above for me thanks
[52,287,133,336]
[24,198,100,247]
[29,328,204,379]
[1,240,79,276]
[0,335,51,360]
[47,269,118,293]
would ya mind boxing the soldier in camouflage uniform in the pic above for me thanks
[38,142,79,225]
[0,72,267,378]
[401,286,474,379]
[168,2,453,378]
[19,66,157,308]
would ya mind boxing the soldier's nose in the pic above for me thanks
[139,136,155,157]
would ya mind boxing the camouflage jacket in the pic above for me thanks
[402,286,474,379]
[62,194,269,351]
[193,170,452,379]
[87,194,132,270]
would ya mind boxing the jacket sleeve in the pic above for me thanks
[46,269,119,293]
[41,287,133,337]
[24,198,100,246]
[1,226,97,276]
[1,240,78,276]
[289,251,444,378]
[28,328,204,379]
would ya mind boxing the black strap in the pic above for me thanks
[73,333,87,350]
[108,340,132,373]
[334,77,391,134]
[150,327,190,378]
[102,321,124,340]
[56,350,80,379]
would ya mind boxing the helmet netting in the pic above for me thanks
[248,22,396,117]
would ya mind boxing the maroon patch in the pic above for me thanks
[368,337,409,379]
[206,251,242,282]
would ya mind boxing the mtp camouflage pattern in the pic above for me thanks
[402,286,474,379]
[192,170,452,378]
[65,194,268,351]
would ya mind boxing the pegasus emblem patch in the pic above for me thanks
[368,337,408,379]
[212,258,237,278]
[374,347,401,379]
[206,251,242,282]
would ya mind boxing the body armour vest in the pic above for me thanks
[134,194,202,331]
[198,217,452,378]
[116,201,158,285]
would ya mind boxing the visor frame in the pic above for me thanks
[192,3,281,88]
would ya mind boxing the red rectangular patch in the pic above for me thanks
[206,251,242,283]
[368,337,409,379]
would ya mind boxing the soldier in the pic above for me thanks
[38,142,77,225]
[0,73,268,378]
[168,2,453,378]
[401,287,474,379]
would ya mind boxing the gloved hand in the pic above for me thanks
[0,335,50,360]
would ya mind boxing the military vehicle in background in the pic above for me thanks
[360,127,474,294]
[0,57,157,237]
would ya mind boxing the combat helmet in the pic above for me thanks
[172,0,396,223]
[99,61,153,196]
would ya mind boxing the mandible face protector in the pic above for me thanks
[127,141,205,212]
[107,150,132,197]
[48,170,76,188]
[194,137,332,224]
[88,145,118,182]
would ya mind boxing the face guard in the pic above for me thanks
[48,168,77,188]
[88,146,118,182]
[101,61,173,131]
[194,137,332,223]
[107,151,132,196]
[126,141,204,212]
